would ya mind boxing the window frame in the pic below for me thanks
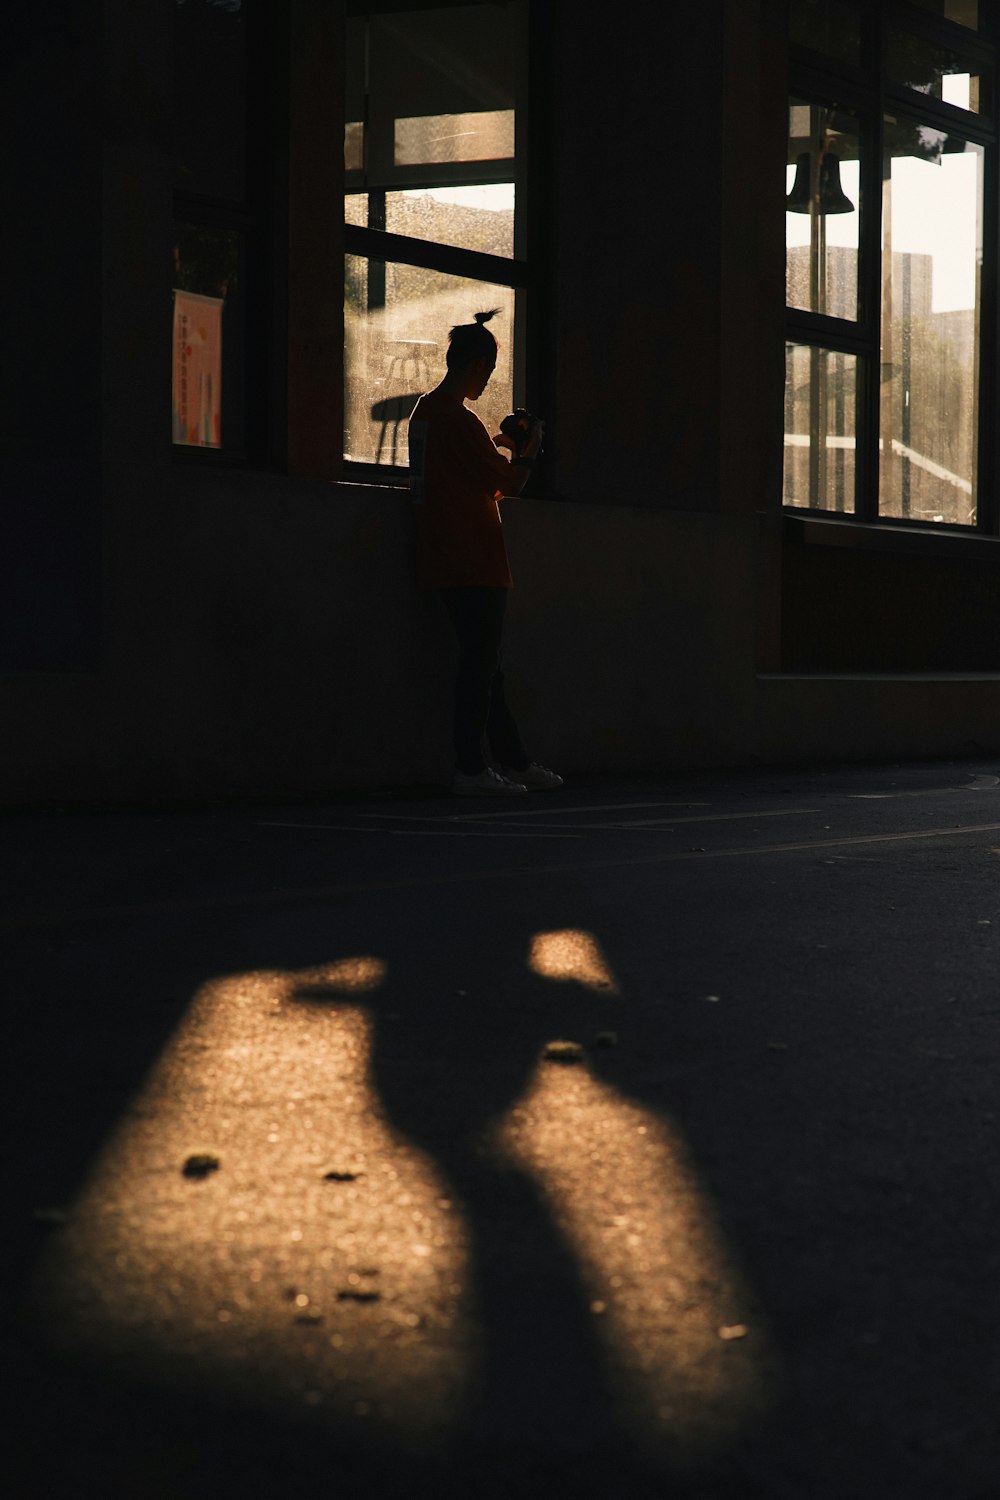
[171,0,281,470]
[785,0,999,534]
[341,0,536,486]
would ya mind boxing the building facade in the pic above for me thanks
[5,0,1000,801]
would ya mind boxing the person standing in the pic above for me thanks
[408,310,562,797]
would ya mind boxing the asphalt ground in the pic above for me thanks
[5,758,1000,1498]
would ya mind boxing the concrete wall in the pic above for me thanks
[783,531,1000,672]
[5,460,999,805]
[1,466,759,801]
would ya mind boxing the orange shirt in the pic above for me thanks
[408,388,514,589]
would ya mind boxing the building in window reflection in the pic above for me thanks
[785,245,977,524]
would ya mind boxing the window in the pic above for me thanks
[344,3,530,475]
[172,0,251,457]
[784,0,996,530]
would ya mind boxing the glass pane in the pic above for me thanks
[395,110,515,166]
[786,100,861,319]
[346,193,368,229]
[347,5,526,186]
[345,122,364,174]
[386,185,514,257]
[172,225,245,451]
[784,344,858,512]
[887,27,992,113]
[344,257,516,467]
[789,0,862,65]
[174,0,246,201]
[347,186,514,256]
[880,121,982,524]
[906,0,980,31]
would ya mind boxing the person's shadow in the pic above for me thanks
[287,874,762,1485]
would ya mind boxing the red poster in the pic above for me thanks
[172,290,223,447]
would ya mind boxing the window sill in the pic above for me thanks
[342,463,409,488]
[759,670,1000,682]
[782,511,1000,561]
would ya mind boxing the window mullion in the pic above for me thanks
[882,83,996,142]
[344,224,529,289]
[857,102,883,521]
[978,138,998,532]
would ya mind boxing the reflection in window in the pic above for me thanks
[173,291,222,447]
[786,100,861,320]
[886,26,992,114]
[788,0,862,65]
[880,124,982,524]
[784,344,858,512]
[344,257,515,467]
[906,0,980,31]
[172,225,245,451]
[173,0,246,200]
[173,0,248,456]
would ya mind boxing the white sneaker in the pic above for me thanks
[501,762,564,791]
[452,767,528,797]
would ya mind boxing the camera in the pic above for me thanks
[499,408,538,457]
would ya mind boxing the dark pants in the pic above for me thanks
[439,586,529,775]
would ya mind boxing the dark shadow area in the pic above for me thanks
[8,768,1000,1497]
[6,828,768,1496]
[288,893,634,1470]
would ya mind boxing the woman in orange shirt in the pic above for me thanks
[408,311,562,797]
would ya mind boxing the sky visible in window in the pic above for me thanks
[786,153,980,312]
[399,184,515,212]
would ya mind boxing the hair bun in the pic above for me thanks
[474,308,501,325]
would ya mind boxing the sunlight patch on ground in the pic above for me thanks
[493,1056,775,1458]
[33,944,774,1463]
[528,929,620,992]
[33,962,476,1449]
